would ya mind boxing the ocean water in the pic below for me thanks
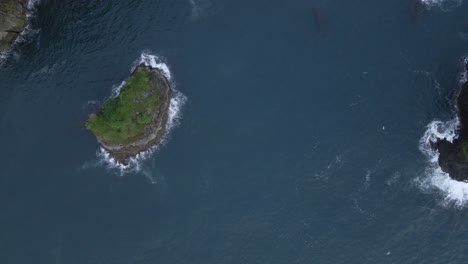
[1,0,468,263]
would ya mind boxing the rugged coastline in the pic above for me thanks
[0,0,28,53]
[434,61,468,182]
[86,64,172,165]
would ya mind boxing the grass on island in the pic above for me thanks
[86,69,163,145]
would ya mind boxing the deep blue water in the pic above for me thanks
[2,0,468,263]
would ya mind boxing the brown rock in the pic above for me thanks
[0,0,28,53]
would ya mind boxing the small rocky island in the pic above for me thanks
[86,64,172,165]
[0,0,28,53]
[435,62,468,182]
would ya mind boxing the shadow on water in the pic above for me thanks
[310,6,329,35]
[409,0,427,22]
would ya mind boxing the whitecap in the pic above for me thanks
[27,0,41,11]
[363,170,372,190]
[134,52,172,80]
[386,171,401,186]
[187,0,214,20]
[188,0,201,19]
[420,0,463,11]
[0,52,8,62]
[110,52,174,98]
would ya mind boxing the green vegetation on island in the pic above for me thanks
[86,68,164,145]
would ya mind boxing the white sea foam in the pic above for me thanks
[363,170,372,190]
[134,52,172,80]
[314,154,346,181]
[0,52,8,62]
[420,0,463,10]
[110,52,173,98]
[27,0,41,10]
[187,0,213,20]
[188,0,201,19]
[417,118,468,207]
[386,171,401,186]
[97,53,187,174]
[417,57,468,207]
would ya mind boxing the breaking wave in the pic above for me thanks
[417,119,468,207]
[418,57,468,207]
[27,0,41,10]
[420,0,463,11]
[97,52,187,174]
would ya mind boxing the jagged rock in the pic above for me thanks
[0,0,28,53]
[436,79,468,181]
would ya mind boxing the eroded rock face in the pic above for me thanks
[409,0,426,21]
[436,80,468,182]
[0,0,28,53]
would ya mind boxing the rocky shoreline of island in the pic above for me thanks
[433,60,468,182]
[86,64,172,165]
[0,0,32,54]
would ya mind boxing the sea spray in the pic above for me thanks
[418,58,468,207]
[420,0,463,10]
[97,52,187,174]
[134,52,172,80]
[27,0,41,10]
[417,118,468,207]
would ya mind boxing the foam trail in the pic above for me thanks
[188,0,201,19]
[97,52,187,174]
[188,0,214,20]
[420,0,463,10]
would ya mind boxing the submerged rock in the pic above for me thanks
[0,0,28,53]
[86,64,172,165]
[311,6,329,34]
[435,74,468,181]
[408,0,426,21]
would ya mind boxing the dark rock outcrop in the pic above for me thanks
[0,0,28,53]
[409,0,426,21]
[435,74,468,181]
[311,7,329,34]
